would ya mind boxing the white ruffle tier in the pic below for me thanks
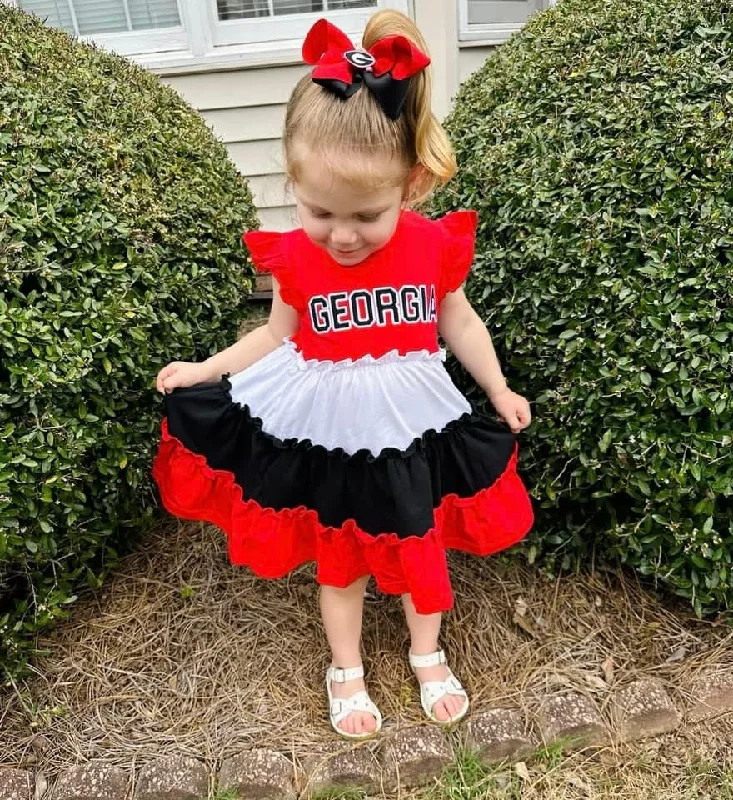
[228,340,472,456]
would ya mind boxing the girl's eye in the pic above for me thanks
[311,209,332,219]
[357,213,381,223]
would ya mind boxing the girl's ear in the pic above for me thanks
[403,164,427,206]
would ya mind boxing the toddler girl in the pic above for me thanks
[154,10,533,740]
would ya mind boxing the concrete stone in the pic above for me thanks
[380,727,452,790]
[686,671,733,723]
[134,757,208,800]
[467,708,534,764]
[219,750,295,800]
[53,765,128,800]
[0,769,34,800]
[537,692,608,749]
[303,745,381,796]
[611,680,681,741]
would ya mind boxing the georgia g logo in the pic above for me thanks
[344,50,376,71]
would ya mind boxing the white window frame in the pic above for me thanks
[458,0,554,45]
[209,2,405,47]
[7,0,410,72]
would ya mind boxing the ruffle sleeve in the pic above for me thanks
[242,230,305,311]
[437,210,478,300]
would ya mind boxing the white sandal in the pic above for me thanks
[326,664,383,740]
[409,649,470,725]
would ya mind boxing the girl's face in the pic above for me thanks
[292,151,405,267]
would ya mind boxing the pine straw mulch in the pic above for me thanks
[2,520,733,798]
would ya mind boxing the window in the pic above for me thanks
[217,1,377,20]
[210,0,380,48]
[459,0,550,43]
[16,1,189,56]
[13,0,407,69]
[18,0,182,34]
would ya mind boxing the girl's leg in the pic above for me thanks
[401,593,466,721]
[320,576,378,736]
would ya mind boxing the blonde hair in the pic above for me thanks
[284,10,456,205]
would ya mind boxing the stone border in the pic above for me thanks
[3,671,733,799]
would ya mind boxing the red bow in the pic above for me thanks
[303,18,430,97]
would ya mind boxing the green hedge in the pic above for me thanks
[0,7,258,678]
[433,0,733,614]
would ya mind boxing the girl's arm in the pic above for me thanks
[157,278,298,393]
[438,288,531,432]
[199,278,298,380]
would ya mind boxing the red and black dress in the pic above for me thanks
[153,210,533,614]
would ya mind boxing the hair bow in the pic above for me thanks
[302,18,430,121]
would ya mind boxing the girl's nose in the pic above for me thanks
[330,225,358,246]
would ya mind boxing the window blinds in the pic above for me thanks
[18,0,181,36]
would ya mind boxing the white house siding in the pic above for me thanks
[458,44,494,83]
[163,65,307,232]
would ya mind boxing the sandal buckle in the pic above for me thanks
[329,665,364,683]
[409,649,447,669]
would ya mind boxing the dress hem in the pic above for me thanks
[153,420,534,614]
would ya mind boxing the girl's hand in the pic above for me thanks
[156,361,209,394]
[490,388,532,433]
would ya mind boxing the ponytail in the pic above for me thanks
[362,10,457,204]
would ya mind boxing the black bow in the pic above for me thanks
[302,19,430,121]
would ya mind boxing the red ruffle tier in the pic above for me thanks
[153,419,534,614]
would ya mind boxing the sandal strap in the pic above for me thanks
[329,690,382,727]
[409,652,470,724]
[420,673,468,708]
[327,664,365,683]
[409,649,446,669]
